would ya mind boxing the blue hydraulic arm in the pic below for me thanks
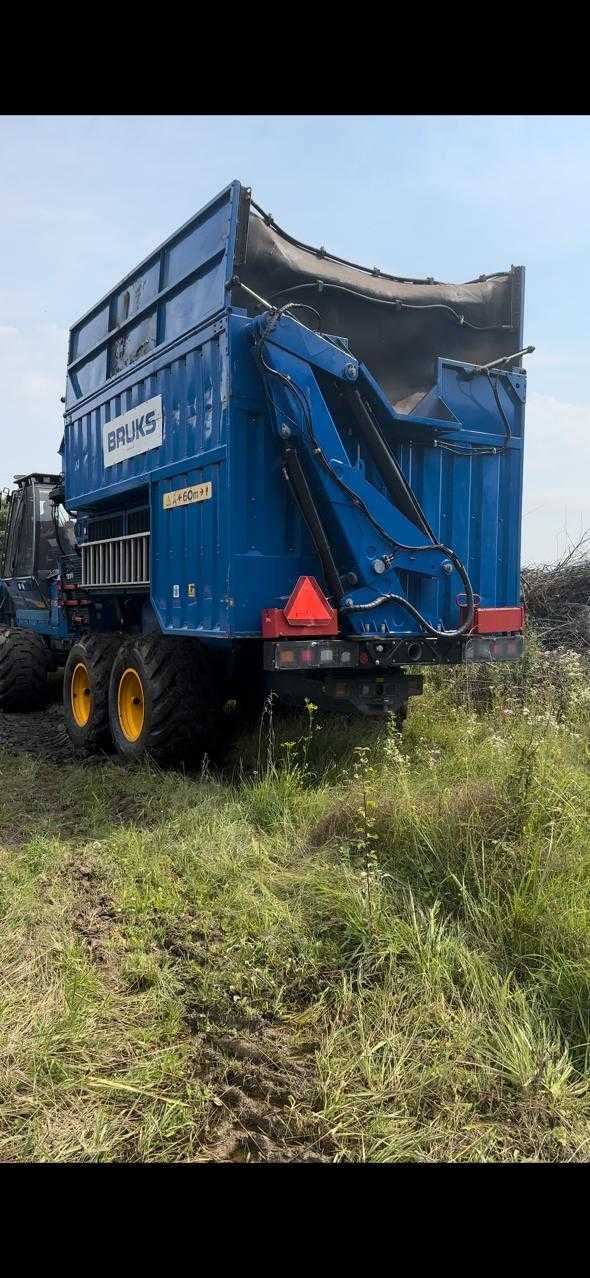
[250,307,480,639]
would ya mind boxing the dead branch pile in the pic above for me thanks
[522,535,590,651]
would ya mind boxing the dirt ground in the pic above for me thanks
[0,677,79,762]
[0,674,89,764]
[0,680,347,1161]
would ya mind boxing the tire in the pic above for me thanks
[0,628,49,711]
[108,635,221,764]
[63,634,120,750]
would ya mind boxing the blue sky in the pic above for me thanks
[1,114,589,562]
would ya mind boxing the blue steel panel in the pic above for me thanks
[67,321,226,482]
[391,401,523,623]
[64,322,229,509]
[151,456,228,635]
[227,318,320,634]
[69,349,108,402]
[369,357,525,619]
[110,313,157,375]
[65,181,241,413]
[72,305,109,362]
[60,186,525,646]
[164,198,230,289]
[115,261,160,325]
[253,312,525,636]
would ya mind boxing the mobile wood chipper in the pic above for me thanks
[0,182,529,762]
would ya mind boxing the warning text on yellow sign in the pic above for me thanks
[163,482,213,510]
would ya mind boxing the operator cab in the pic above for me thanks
[1,473,77,618]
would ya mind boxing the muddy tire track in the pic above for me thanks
[193,1023,334,1163]
[0,674,97,765]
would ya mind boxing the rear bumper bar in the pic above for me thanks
[264,632,524,673]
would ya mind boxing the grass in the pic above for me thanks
[1,635,590,1161]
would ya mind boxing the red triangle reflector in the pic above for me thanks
[283,576,335,625]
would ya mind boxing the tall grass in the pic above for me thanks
[1,637,590,1160]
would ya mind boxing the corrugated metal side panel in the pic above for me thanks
[65,182,241,417]
[151,456,228,635]
[392,440,523,626]
[148,328,229,636]
[148,316,321,639]
[356,361,525,629]
[226,316,321,635]
[64,325,227,508]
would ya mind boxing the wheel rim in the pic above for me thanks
[71,662,92,727]
[118,668,145,743]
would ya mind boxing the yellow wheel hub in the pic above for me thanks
[71,662,92,728]
[118,668,145,743]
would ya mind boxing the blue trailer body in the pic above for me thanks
[62,180,526,643]
[0,178,529,751]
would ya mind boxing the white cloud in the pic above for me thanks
[523,391,590,563]
[0,323,68,486]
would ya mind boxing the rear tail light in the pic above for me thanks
[464,634,524,663]
[273,640,359,670]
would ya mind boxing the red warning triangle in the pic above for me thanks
[283,576,335,625]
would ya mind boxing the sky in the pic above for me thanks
[1,113,589,564]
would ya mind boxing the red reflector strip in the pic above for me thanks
[262,609,338,638]
[459,604,524,634]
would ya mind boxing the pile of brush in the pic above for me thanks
[522,535,590,651]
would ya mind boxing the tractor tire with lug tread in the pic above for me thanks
[63,634,120,751]
[0,627,49,711]
[108,635,222,764]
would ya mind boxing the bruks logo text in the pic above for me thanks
[102,395,163,468]
[107,409,157,454]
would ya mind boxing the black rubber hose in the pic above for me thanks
[340,556,475,639]
[268,280,513,333]
[486,372,512,446]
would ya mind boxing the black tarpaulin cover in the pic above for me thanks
[237,200,524,413]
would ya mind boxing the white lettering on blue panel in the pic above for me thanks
[102,395,163,468]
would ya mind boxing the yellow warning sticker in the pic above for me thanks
[163,482,212,510]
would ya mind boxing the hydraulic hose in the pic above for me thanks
[268,280,513,333]
[253,310,476,637]
[340,541,475,640]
